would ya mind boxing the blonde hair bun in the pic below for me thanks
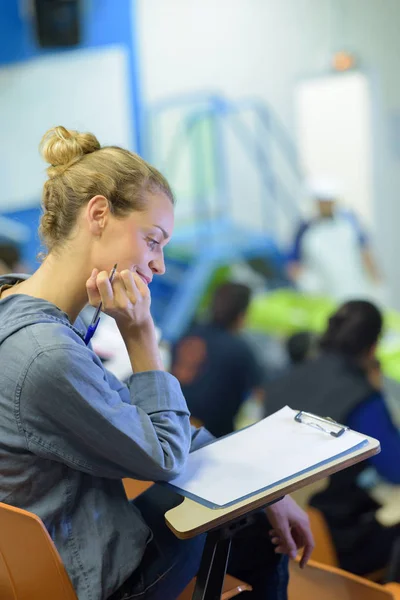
[39,126,173,253]
[40,126,100,174]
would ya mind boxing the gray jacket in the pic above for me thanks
[0,275,212,600]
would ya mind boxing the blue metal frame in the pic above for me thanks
[145,92,301,340]
[129,0,144,155]
[146,92,303,237]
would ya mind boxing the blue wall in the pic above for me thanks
[0,0,142,269]
[2,207,42,268]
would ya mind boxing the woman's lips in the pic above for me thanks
[136,271,151,285]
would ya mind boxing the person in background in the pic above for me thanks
[287,178,381,303]
[171,282,265,438]
[0,241,23,275]
[286,331,317,366]
[265,300,400,577]
[0,126,313,600]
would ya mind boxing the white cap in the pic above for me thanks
[307,176,342,201]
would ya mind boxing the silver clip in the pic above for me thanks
[294,411,349,438]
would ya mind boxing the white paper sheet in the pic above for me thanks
[168,406,368,507]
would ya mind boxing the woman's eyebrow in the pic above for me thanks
[153,225,169,240]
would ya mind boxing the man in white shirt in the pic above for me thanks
[288,179,381,302]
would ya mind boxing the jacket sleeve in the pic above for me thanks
[17,344,191,481]
[190,425,215,451]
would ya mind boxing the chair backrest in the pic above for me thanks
[190,416,204,429]
[288,558,396,600]
[0,502,77,600]
[306,505,339,567]
[122,479,154,500]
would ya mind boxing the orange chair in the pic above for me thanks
[306,505,386,582]
[0,501,77,600]
[122,478,153,499]
[190,416,204,429]
[288,558,400,600]
[306,505,339,567]
[0,500,250,600]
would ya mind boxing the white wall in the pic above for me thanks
[137,0,400,308]
[137,0,331,238]
[0,45,132,210]
[137,0,331,126]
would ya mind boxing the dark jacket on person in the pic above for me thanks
[265,352,400,576]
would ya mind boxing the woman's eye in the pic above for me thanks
[148,238,160,251]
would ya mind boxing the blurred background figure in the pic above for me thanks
[171,282,264,438]
[286,330,317,366]
[0,241,23,275]
[265,300,400,579]
[288,178,382,303]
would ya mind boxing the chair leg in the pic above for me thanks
[178,575,252,600]
[192,530,232,600]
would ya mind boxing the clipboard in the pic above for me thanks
[165,405,380,513]
[165,412,380,539]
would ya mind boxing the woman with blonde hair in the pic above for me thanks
[0,126,312,600]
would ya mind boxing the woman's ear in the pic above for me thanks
[86,195,110,236]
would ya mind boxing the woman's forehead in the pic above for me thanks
[141,191,174,229]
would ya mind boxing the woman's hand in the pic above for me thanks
[266,496,314,568]
[86,268,152,333]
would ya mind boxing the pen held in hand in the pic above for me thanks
[84,264,118,345]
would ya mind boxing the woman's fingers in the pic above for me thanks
[112,272,136,309]
[132,271,150,297]
[272,523,297,560]
[86,267,152,329]
[119,270,140,306]
[271,537,280,545]
[95,270,115,309]
[86,268,100,306]
[292,524,315,568]
[269,525,315,568]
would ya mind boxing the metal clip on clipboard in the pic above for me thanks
[294,411,349,438]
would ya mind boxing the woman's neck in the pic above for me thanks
[3,249,92,323]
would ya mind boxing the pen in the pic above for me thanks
[84,264,118,346]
